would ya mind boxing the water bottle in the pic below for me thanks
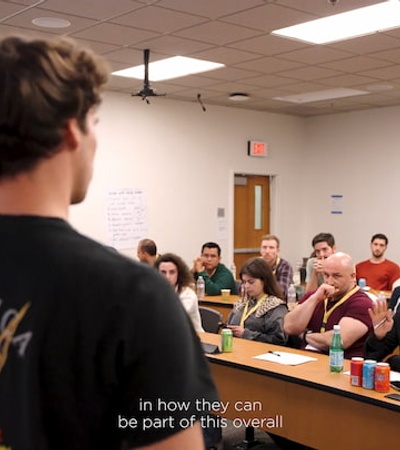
[358,278,366,290]
[377,291,386,303]
[329,324,344,373]
[287,283,297,311]
[293,261,302,285]
[196,276,205,300]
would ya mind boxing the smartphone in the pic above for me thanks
[385,393,400,402]
[390,381,400,391]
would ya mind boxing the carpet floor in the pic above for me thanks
[221,422,283,450]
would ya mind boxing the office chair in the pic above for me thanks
[199,306,222,333]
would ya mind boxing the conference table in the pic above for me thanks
[199,295,239,322]
[200,332,399,449]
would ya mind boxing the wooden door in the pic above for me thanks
[234,175,270,272]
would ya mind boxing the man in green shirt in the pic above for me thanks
[193,242,237,295]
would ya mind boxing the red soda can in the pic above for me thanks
[350,357,364,387]
[375,362,390,393]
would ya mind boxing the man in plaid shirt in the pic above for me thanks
[260,234,293,299]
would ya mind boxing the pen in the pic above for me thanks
[374,310,394,330]
[268,351,281,357]
[374,317,387,330]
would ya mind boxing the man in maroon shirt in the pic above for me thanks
[284,252,373,358]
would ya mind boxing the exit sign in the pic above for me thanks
[248,140,267,157]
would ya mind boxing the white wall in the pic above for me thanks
[70,91,400,269]
[305,105,400,264]
[69,91,307,268]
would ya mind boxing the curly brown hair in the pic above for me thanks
[154,253,195,294]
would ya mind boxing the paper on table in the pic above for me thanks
[390,370,400,382]
[305,343,320,352]
[254,351,317,366]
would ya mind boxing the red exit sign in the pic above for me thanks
[248,140,267,157]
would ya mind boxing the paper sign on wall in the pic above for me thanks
[107,188,148,249]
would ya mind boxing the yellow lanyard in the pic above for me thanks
[240,294,267,327]
[320,285,359,333]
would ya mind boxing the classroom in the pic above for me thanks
[1,2,400,450]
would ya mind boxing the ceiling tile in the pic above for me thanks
[37,0,143,20]
[282,66,343,81]
[174,21,262,46]
[1,0,400,116]
[331,33,400,55]
[156,0,265,19]
[228,33,307,56]
[316,73,381,88]
[221,3,315,32]
[72,23,158,46]
[279,46,353,65]
[361,65,400,81]
[190,46,260,65]
[110,5,207,33]
[234,56,304,74]
[321,56,393,73]
[133,35,214,56]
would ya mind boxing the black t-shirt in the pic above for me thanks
[0,216,218,450]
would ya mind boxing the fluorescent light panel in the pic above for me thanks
[112,56,224,81]
[273,88,369,104]
[272,1,400,44]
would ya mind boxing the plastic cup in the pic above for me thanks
[221,289,231,301]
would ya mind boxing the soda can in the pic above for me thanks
[221,328,233,353]
[350,357,364,387]
[362,359,376,390]
[375,362,390,393]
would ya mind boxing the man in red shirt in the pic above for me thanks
[356,233,400,291]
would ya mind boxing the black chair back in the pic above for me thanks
[199,306,222,333]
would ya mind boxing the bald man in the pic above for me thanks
[284,252,373,358]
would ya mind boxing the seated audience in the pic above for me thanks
[137,238,160,266]
[192,242,237,296]
[305,232,336,292]
[365,298,400,372]
[356,233,400,291]
[227,257,287,345]
[155,253,204,333]
[260,234,293,299]
[284,252,373,358]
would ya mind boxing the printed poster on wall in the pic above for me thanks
[330,194,343,214]
[107,188,148,249]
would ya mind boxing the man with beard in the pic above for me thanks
[192,242,237,295]
[260,234,293,299]
[284,252,373,358]
[356,233,400,291]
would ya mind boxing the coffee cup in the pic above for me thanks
[221,289,231,301]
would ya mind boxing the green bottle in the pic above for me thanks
[329,324,344,373]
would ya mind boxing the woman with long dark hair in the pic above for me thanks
[227,257,287,345]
